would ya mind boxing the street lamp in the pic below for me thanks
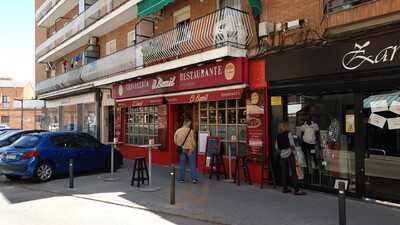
[14,99,24,129]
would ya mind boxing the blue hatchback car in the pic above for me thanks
[0,132,123,182]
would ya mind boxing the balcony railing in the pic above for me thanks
[36,0,127,59]
[325,0,371,13]
[36,7,253,95]
[35,0,61,22]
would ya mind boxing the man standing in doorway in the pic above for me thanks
[174,118,199,184]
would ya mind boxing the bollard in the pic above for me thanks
[338,181,346,225]
[170,166,176,205]
[69,159,74,189]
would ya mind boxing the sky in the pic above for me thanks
[0,0,35,83]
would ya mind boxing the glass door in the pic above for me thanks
[363,91,400,203]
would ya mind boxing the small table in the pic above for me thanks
[221,139,247,183]
[134,144,162,192]
[103,140,123,182]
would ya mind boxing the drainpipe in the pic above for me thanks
[96,89,102,141]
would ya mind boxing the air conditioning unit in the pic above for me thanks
[258,21,275,38]
[89,36,98,45]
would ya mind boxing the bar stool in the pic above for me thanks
[131,157,149,187]
[208,152,226,180]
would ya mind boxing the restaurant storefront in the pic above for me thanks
[45,92,100,138]
[112,57,269,183]
[267,30,400,203]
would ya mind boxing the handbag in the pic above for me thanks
[177,129,191,155]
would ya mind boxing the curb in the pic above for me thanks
[19,185,236,225]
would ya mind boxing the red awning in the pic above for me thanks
[116,97,164,108]
[166,88,244,104]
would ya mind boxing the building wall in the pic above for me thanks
[261,0,400,47]
[0,84,43,129]
[35,0,48,85]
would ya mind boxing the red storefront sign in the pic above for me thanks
[113,58,248,99]
[116,97,163,108]
[249,59,267,90]
[166,88,244,104]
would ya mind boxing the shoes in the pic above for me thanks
[178,179,185,183]
[192,179,199,184]
[282,188,292,193]
[294,190,307,195]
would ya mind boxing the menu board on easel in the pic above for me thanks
[204,136,221,167]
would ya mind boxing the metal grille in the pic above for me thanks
[36,7,253,95]
[36,0,127,59]
[139,7,253,67]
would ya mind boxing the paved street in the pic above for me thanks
[1,162,400,225]
[0,178,214,225]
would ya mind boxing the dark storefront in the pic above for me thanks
[267,30,400,203]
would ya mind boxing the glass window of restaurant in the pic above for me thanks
[271,93,357,192]
[199,98,247,153]
[125,105,167,147]
[46,107,59,131]
[82,103,97,137]
[62,105,78,131]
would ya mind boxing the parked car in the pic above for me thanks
[0,130,47,148]
[0,132,123,182]
[0,129,20,137]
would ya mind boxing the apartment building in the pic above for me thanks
[35,0,400,203]
[34,0,270,181]
[0,78,44,129]
[263,0,400,203]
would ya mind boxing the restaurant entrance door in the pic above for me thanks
[173,103,198,163]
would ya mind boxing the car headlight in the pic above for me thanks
[0,153,4,160]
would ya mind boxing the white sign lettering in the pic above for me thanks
[370,100,388,113]
[152,76,176,89]
[368,113,387,129]
[390,100,400,115]
[342,41,400,70]
[387,117,400,130]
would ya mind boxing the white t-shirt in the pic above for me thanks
[301,121,319,144]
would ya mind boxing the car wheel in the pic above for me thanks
[34,162,54,182]
[5,174,22,181]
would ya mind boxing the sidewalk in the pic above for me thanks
[7,161,400,225]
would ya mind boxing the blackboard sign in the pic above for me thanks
[205,136,221,157]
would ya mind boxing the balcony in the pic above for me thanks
[36,7,253,96]
[36,0,140,63]
[325,0,400,35]
[36,0,78,27]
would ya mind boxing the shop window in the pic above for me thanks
[125,105,167,147]
[46,107,59,131]
[363,91,400,201]
[271,94,356,192]
[199,100,247,153]
[82,103,97,137]
[62,105,78,131]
